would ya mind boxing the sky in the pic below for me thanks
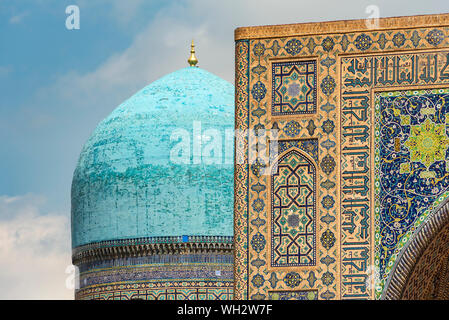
[0,0,448,300]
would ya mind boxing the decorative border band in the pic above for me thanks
[235,13,449,40]
[73,236,234,265]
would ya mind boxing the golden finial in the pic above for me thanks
[188,40,198,67]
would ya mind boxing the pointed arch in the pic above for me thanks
[270,148,317,267]
[383,196,449,299]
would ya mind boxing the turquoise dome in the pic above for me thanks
[71,67,234,248]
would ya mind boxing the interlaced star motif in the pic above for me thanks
[404,117,449,169]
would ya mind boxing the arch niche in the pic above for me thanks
[382,198,449,300]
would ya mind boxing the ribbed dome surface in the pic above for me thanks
[71,67,234,248]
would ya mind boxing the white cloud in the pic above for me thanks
[110,0,146,25]
[0,195,72,300]
[4,0,449,300]
[9,12,28,24]
[40,0,449,112]
[34,7,222,119]
[34,2,234,113]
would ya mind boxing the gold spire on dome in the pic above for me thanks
[188,40,198,67]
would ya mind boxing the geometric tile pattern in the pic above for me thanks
[271,150,316,266]
[274,139,318,161]
[234,13,449,300]
[272,60,317,115]
[78,285,233,300]
[75,253,234,300]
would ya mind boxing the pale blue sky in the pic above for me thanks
[0,0,448,299]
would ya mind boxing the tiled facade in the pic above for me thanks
[234,13,449,300]
[74,243,234,300]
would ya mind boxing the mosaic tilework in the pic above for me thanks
[271,149,316,267]
[382,191,449,299]
[272,60,317,115]
[234,39,250,299]
[273,139,318,162]
[236,33,338,300]
[374,89,449,294]
[268,290,318,300]
[78,285,233,300]
[234,13,449,300]
[341,52,449,299]
[76,253,234,300]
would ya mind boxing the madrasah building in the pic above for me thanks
[71,13,449,300]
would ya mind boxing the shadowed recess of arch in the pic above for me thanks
[382,197,449,300]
